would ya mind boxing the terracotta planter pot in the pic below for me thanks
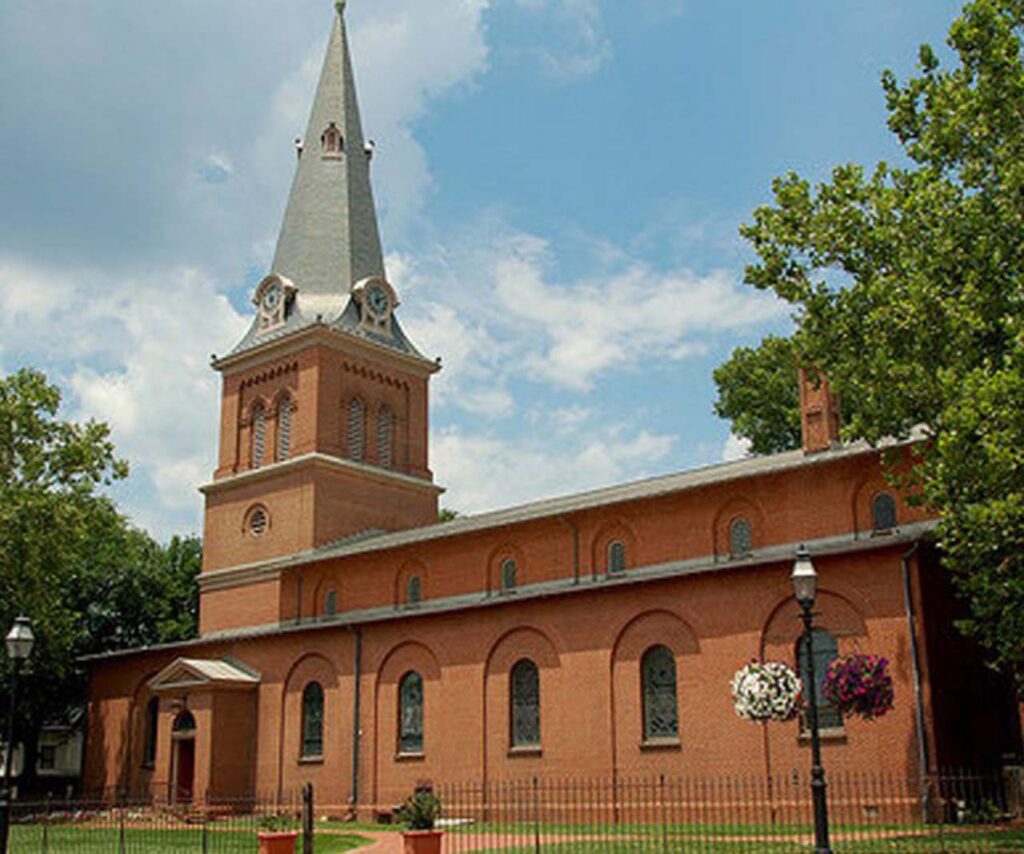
[403,829,443,854]
[258,831,299,854]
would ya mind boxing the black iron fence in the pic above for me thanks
[6,785,317,853]
[435,769,1024,852]
[4,770,1024,852]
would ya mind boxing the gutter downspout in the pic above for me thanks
[348,626,363,818]
[901,541,931,815]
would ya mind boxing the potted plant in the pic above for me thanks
[398,786,443,854]
[257,812,299,854]
[823,652,894,721]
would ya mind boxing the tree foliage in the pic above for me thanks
[0,368,201,776]
[730,0,1024,680]
[713,336,803,454]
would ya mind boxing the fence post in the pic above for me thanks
[201,811,209,854]
[41,793,50,854]
[532,777,540,854]
[303,782,314,854]
[118,794,127,854]
[659,774,668,853]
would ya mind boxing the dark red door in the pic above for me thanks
[175,739,195,803]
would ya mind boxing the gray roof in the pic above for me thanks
[200,432,926,586]
[228,5,425,362]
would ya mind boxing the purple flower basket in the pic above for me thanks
[822,653,894,721]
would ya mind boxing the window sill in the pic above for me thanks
[798,728,847,745]
[298,755,324,765]
[395,751,425,762]
[640,737,681,752]
[508,746,542,758]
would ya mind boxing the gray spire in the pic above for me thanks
[271,4,385,319]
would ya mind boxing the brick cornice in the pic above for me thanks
[212,323,440,378]
[200,452,444,496]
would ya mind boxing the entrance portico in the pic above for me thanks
[148,658,260,802]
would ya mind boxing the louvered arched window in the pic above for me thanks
[301,682,324,758]
[642,645,679,741]
[377,404,394,469]
[324,589,338,617]
[607,540,626,574]
[251,404,266,468]
[871,492,897,532]
[347,398,365,462]
[398,672,424,754]
[276,396,292,461]
[510,659,540,748]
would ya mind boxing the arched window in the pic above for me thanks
[510,659,540,748]
[871,492,897,532]
[324,589,338,617]
[347,398,365,462]
[641,645,679,741]
[301,682,324,758]
[501,558,518,592]
[398,671,424,754]
[729,517,753,557]
[406,575,422,605]
[142,698,159,767]
[797,628,842,730]
[377,404,394,469]
[251,404,266,468]
[607,540,626,575]
[276,396,292,462]
[172,710,196,734]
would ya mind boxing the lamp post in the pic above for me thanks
[0,616,35,854]
[792,546,831,854]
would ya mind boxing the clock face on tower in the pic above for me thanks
[262,283,282,313]
[367,284,389,316]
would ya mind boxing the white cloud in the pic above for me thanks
[0,257,248,537]
[433,422,675,514]
[399,223,786,417]
[722,432,752,462]
[509,0,612,80]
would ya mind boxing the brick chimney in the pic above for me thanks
[799,368,841,454]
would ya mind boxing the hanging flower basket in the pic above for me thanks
[731,661,802,723]
[823,653,894,721]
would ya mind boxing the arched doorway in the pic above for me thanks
[171,710,196,804]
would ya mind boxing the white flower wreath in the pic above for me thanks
[731,661,802,723]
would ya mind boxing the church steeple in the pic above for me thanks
[203,2,440,589]
[228,2,427,361]
[271,0,384,316]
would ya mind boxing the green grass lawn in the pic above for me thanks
[467,827,1024,852]
[9,825,371,853]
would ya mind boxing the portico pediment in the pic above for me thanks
[149,657,260,693]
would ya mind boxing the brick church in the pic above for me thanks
[84,2,1021,811]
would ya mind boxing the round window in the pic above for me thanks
[249,507,268,536]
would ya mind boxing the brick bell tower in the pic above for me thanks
[200,0,442,579]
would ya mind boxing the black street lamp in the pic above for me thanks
[0,616,35,854]
[792,546,832,854]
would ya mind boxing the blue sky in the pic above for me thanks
[0,0,963,539]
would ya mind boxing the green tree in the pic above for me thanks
[713,336,802,454]
[0,368,201,784]
[732,0,1024,681]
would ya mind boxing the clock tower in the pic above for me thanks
[199,2,442,597]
